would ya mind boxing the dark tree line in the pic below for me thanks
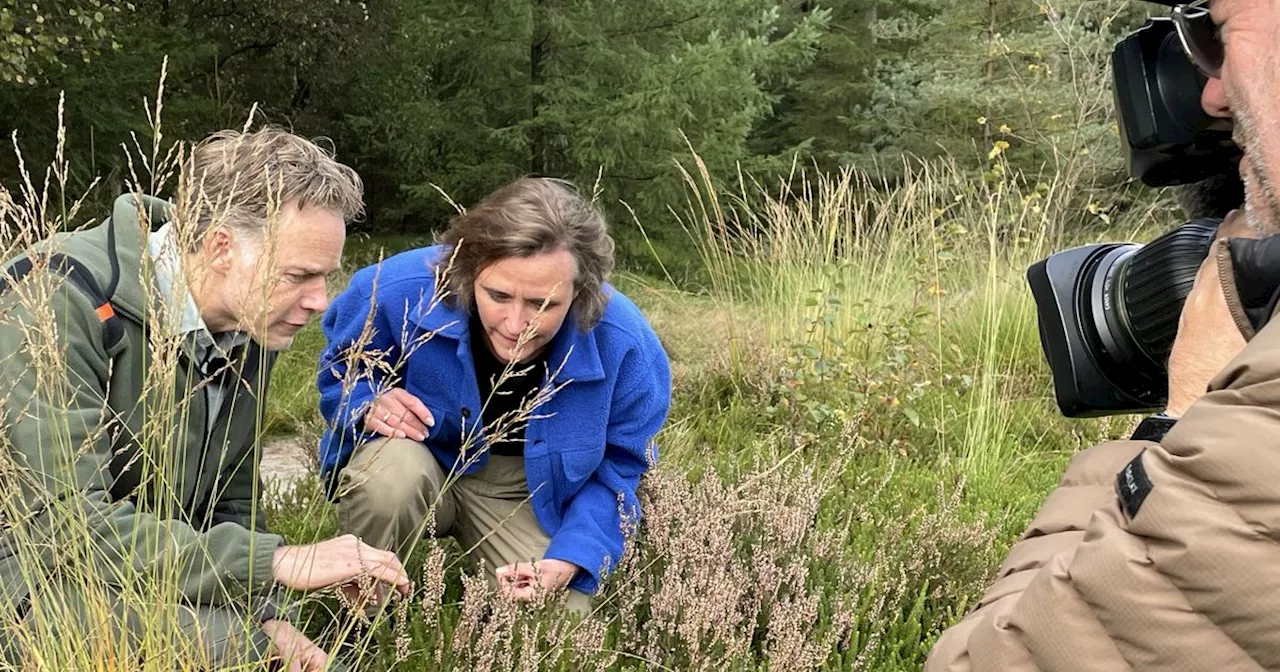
[1,0,1150,237]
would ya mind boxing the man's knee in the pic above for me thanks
[565,589,593,618]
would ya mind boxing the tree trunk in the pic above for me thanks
[530,0,551,175]
[984,0,998,82]
[867,4,877,47]
[982,0,999,146]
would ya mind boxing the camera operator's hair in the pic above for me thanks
[1174,172,1246,222]
[175,128,364,250]
[436,177,615,331]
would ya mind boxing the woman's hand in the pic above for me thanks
[495,559,580,600]
[363,388,435,441]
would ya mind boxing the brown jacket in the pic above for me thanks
[928,242,1280,671]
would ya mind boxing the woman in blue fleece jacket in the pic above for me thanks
[316,177,671,610]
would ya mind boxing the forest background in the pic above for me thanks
[0,1,1202,669]
[2,0,1162,249]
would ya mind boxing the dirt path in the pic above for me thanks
[261,436,313,493]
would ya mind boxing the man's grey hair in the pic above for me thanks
[174,128,364,250]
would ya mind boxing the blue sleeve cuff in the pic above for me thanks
[544,528,614,595]
[337,380,379,428]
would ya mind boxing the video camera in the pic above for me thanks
[1029,13,1242,417]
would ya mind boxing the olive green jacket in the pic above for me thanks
[0,193,282,614]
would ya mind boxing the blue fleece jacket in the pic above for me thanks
[317,246,671,593]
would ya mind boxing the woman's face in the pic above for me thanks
[473,249,577,363]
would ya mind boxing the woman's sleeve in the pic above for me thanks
[544,326,672,592]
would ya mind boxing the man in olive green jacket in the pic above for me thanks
[0,129,409,670]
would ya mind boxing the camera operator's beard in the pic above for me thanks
[1233,98,1280,235]
[1174,173,1246,220]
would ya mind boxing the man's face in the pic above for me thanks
[1203,0,1280,233]
[217,201,345,350]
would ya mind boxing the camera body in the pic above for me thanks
[1031,16,1240,417]
[1113,18,1238,187]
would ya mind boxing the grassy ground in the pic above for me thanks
[259,159,1166,670]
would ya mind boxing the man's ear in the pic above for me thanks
[201,226,235,275]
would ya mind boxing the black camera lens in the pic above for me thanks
[1114,219,1221,366]
[1028,219,1221,417]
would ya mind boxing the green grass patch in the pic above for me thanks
[251,157,1161,669]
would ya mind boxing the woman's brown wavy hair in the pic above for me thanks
[436,177,615,330]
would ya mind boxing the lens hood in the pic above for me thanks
[1029,243,1166,416]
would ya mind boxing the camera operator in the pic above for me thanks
[927,1,1280,669]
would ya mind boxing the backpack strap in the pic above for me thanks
[0,252,125,352]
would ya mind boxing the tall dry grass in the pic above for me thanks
[672,148,1161,490]
[0,73,1170,672]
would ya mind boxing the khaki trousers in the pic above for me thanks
[336,438,591,614]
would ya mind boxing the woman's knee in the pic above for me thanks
[338,438,443,511]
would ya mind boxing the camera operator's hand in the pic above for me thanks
[1166,210,1255,416]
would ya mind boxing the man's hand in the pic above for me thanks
[1166,210,1255,416]
[262,619,328,672]
[363,388,434,441]
[495,559,580,601]
[338,580,390,615]
[273,535,411,596]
